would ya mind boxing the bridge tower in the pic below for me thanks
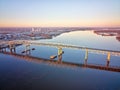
[84,49,88,65]
[106,52,111,67]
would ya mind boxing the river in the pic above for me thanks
[0,30,120,90]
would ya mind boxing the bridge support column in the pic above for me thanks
[58,47,63,56]
[106,52,111,67]
[58,54,62,63]
[84,49,88,65]
[58,47,63,63]
[25,44,31,55]
[3,48,6,52]
[0,45,2,52]
[0,45,8,52]
[1,48,4,52]
[9,44,16,53]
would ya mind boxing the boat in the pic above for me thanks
[32,48,35,50]
[21,51,25,53]
[50,55,57,59]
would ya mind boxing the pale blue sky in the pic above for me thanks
[0,0,120,27]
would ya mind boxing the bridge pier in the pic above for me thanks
[3,48,6,52]
[0,45,2,52]
[25,44,31,55]
[58,47,64,63]
[58,47,63,56]
[106,52,111,67]
[0,45,8,52]
[58,54,62,63]
[0,48,4,52]
[0,46,3,52]
[84,49,88,65]
[8,41,16,53]
[9,44,16,53]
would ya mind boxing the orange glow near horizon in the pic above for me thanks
[0,20,120,27]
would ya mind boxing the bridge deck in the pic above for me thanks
[1,40,120,56]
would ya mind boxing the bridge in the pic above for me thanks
[0,40,120,70]
[1,40,120,55]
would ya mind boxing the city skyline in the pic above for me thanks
[0,0,120,27]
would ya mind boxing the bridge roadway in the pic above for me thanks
[1,52,120,72]
[5,40,120,56]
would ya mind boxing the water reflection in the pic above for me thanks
[1,52,120,72]
[0,30,120,90]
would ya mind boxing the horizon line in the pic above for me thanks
[0,26,120,28]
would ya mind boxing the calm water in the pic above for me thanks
[0,30,120,90]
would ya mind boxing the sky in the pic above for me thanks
[0,0,120,27]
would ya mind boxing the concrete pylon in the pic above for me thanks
[84,49,88,60]
[84,49,88,65]
[25,44,31,55]
[57,47,63,63]
[106,52,111,67]
[58,47,63,56]
[107,52,111,61]
[9,41,16,53]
